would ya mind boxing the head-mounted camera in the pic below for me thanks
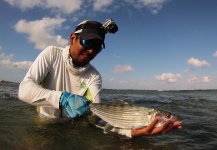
[102,19,118,34]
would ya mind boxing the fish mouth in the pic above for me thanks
[178,117,184,123]
[174,116,184,123]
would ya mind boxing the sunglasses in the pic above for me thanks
[79,37,103,54]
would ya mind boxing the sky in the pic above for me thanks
[1,0,217,90]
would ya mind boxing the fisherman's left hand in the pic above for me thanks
[60,91,91,118]
[131,116,182,137]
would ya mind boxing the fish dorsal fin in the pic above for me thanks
[104,123,114,134]
[112,99,128,104]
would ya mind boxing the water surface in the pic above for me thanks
[0,81,217,149]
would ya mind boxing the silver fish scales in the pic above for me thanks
[89,102,183,131]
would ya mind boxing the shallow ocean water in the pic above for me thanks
[0,81,217,150]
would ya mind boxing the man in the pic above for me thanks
[19,19,181,138]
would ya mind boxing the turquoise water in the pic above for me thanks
[0,81,217,150]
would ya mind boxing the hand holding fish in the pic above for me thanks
[89,101,183,138]
[131,116,182,137]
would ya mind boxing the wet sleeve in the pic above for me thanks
[111,128,132,138]
[18,46,62,109]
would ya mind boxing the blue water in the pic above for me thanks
[0,81,217,150]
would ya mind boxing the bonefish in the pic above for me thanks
[89,101,183,133]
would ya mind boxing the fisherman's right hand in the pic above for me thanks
[59,91,91,118]
[131,117,182,137]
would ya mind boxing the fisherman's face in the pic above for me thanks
[69,33,102,67]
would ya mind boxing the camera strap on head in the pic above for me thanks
[75,19,118,35]
[75,23,103,32]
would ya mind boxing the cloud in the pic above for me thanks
[13,61,33,69]
[155,73,181,83]
[4,0,81,14]
[103,77,151,90]
[5,0,170,15]
[0,51,32,70]
[0,52,14,66]
[93,0,114,12]
[203,76,210,83]
[113,64,135,74]
[187,57,210,67]
[188,75,211,84]
[213,51,217,57]
[187,75,197,83]
[14,17,68,50]
[124,0,169,14]
[4,0,41,10]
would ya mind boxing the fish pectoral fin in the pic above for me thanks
[103,123,114,134]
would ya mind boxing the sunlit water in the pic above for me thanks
[0,81,217,150]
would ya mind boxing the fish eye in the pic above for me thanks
[165,114,171,119]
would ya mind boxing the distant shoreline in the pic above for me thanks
[0,80,19,84]
[0,80,216,91]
